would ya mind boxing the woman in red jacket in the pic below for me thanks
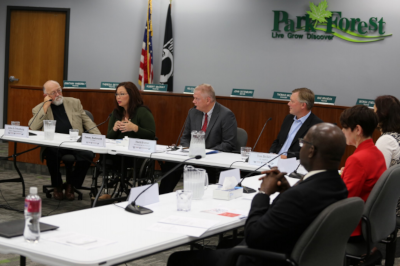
[340,105,387,240]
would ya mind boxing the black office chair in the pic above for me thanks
[43,110,97,200]
[345,164,400,266]
[234,128,248,153]
[224,197,364,266]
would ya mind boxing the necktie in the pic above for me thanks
[201,113,208,132]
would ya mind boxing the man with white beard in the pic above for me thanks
[29,80,100,200]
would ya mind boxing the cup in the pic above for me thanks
[11,121,20,126]
[176,190,192,212]
[241,147,252,161]
[43,120,56,140]
[69,129,79,140]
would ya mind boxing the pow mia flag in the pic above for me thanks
[160,3,173,92]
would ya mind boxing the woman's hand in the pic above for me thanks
[120,118,139,133]
[113,121,122,132]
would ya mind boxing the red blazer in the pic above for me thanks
[342,138,387,236]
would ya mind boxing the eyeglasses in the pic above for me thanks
[115,93,128,97]
[299,138,314,148]
[48,88,62,97]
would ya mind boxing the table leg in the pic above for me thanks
[20,255,26,266]
[92,154,107,207]
[0,142,26,197]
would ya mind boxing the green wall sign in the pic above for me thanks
[184,86,196,94]
[272,0,392,43]
[144,84,168,92]
[272,91,292,100]
[231,89,254,97]
[356,98,375,108]
[315,95,336,105]
[63,81,87,88]
[100,82,119,89]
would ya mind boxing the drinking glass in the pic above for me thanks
[176,190,192,212]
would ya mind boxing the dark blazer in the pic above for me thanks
[269,113,322,158]
[239,171,348,266]
[180,102,237,152]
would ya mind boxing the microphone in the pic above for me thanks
[170,106,196,151]
[288,162,304,179]
[125,155,203,215]
[245,117,272,162]
[238,151,293,193]
[76,113,112,142]
[28,99,53,136]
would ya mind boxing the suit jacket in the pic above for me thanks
[29,97,100,160]
[269,113,322,158]
[240,171,348,266]
[180,102,237,152]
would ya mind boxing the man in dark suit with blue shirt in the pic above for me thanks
[270,88,322,159]
[159,84,237,194]
[167,123,348,266]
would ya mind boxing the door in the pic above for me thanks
[4,7,69,164]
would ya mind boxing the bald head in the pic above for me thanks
[300,123,346,171]
[43,80,61,93]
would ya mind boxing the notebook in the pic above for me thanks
[0,219,58,238]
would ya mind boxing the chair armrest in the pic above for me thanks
[224,246,296,266]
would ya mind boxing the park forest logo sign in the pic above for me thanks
[272,0,392,42]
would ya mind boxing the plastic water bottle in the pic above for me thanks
[23,187,42,243]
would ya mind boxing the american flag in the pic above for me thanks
[138,0,154,90]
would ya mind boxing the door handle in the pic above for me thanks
[9,76,19,82]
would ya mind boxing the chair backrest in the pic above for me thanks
[291,197,364,266]
[362,164,400,245]
[84,110,94,122]
[235,128,248,152]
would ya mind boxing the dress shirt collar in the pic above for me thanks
[294,111,311,124]
[302,170,327,181]
[204,102,216,118]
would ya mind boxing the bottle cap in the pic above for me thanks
[29,187,38,194]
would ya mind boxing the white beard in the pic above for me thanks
[53,96,64,106]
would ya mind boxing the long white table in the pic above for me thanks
[0,175,300,266]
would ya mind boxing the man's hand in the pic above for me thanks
[259,168,288,195]
[280,155,287,159]
[43,94,52,114]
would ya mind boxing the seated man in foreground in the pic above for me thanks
[270,88,322,158]
[167,123,348,266]
[29,80,100,201]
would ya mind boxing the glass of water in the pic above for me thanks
[69,129,79,140]
[241,147,252,161]
[176,190,192,212]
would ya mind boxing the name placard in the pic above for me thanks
[272,91,292,100]
[231,89,254,97]
[248,152,279,168]
[184,86,196,94]
[4,125,29,138]
[81,133,106,147]
[63,81,87,88]
[356,98,375,108]
[128,138,157,153]
[100,82,119,90]
[144,84,168,92]
[314,95,336,105]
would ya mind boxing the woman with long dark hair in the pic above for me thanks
[107,82,155,140]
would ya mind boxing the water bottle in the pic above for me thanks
[24,187,42,243]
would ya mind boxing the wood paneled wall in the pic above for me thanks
[7,85,379,167]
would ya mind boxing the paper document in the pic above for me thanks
[41,231,116,250]
[147,215,220,237]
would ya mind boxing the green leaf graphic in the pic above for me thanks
[307,0,332,28]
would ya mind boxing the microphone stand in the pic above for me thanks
[125,155,203,215]
[238,151,288,193]
[245,117,272,162]
[77,113,112,142]
[288,162,304,179]
[27,99,53,136]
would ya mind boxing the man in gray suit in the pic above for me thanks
[29,80,100,201]
[159,84,237,194]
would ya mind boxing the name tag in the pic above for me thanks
[81,133,106,147]
[128,138,157,153]
[4,125,29,138]
[248,152,279,168]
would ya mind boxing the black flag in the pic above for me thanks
[160,3,173,92]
